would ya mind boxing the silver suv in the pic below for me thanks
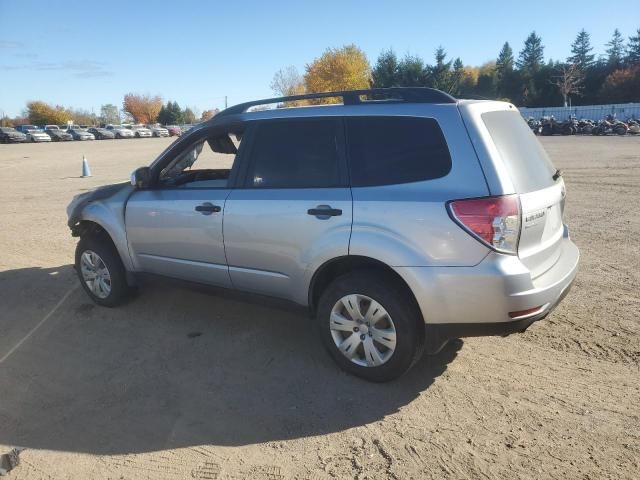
[67,88,579,382]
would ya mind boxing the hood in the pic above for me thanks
[67,182,133,227]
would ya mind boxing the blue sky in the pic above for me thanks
[0,0,638,117]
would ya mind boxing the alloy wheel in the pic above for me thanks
[329,294,397,367]
[80,250,112,299]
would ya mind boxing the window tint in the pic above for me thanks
[246,119,341,188]
[346,117,451,187]
[481,110,556,193]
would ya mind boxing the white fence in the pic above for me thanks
[519,103,640,121]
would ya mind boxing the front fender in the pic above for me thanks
[67,183,134,271]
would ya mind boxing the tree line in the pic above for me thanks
[272,28,640,107]
[1,94,219,127]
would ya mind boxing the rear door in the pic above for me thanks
[223,117,352,301]
[481,109,564,278]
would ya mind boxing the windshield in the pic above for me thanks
[481,110,557,193]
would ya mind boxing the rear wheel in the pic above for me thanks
[316,271,424,382]
[75,235,129,307]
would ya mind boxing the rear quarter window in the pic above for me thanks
[346,116,452,187]
[481,110,556,193]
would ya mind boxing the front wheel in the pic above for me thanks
[316,271,425,382]
[75,235,130,307]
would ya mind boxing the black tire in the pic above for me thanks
[316,271,425,382]
[75,234,130,307]
[541,124,552,136]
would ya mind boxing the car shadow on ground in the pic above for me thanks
[0,265,462,455]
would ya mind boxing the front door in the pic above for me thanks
[125,129,242,287]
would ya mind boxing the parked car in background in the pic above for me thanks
[15,124,38,134]
[165,125,182,136]
[105,125,134,139]
[67,126,95,141]
[0,126,27,143]
[44,125,73,141]
[88,127,115,140]
[25,127,52,143]
[146,124,169,137]
[129,125,153,138]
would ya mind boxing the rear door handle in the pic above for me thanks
[307,205,342,218]
[195,202,221,215]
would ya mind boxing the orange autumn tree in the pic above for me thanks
[26,101,71,125]
[123,93,163,124]
[303,45,371,104]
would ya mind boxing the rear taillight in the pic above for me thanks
[448,195,521,254]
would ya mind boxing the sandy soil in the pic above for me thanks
[0,136,638,479]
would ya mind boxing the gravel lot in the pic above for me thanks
[0,136,638,479]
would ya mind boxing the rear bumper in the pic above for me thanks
[394,227,579,328]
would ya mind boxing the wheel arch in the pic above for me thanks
[308,255,422,319]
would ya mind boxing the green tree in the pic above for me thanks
[476,62,498,99]
[568,29,595,69]
[448,58,464,95]
[627,28,640,66]
[517,32,544,73]
[99,104,120,125]
[371,49,399,88]
[182,107,197,124]
[397,54,426,86]
[495,42,515,98]
[428,46,453,90]
[606,29,625,68]
[157,101,184,125]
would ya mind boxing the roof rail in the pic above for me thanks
[218,87,456,117]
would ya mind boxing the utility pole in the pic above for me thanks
[225,96,228,109]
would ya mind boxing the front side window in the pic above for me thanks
[245,119,342,188]
[346,116,452,187]
[159,131,242,188]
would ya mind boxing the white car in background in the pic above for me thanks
[129,125,153,138]
[146,124,169,137]
[106,125,134,139]
[25,128,52,143]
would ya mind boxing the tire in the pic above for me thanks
[316,271,425,382]
[75,234,130,307]
[615,126,627,136]
[541,124,552,136]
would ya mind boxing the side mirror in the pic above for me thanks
[130,166,151,188]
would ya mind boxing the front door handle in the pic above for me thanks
[307,205,342,218]
[195,202,221,215]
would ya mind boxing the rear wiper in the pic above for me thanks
[553,169,562,181]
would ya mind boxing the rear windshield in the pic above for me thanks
[482,110,556,193]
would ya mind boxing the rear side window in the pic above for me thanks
[346,116,451,187]
[481,110,556,193]
[245,119,342,188]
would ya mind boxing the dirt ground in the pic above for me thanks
[0,136,638,479]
